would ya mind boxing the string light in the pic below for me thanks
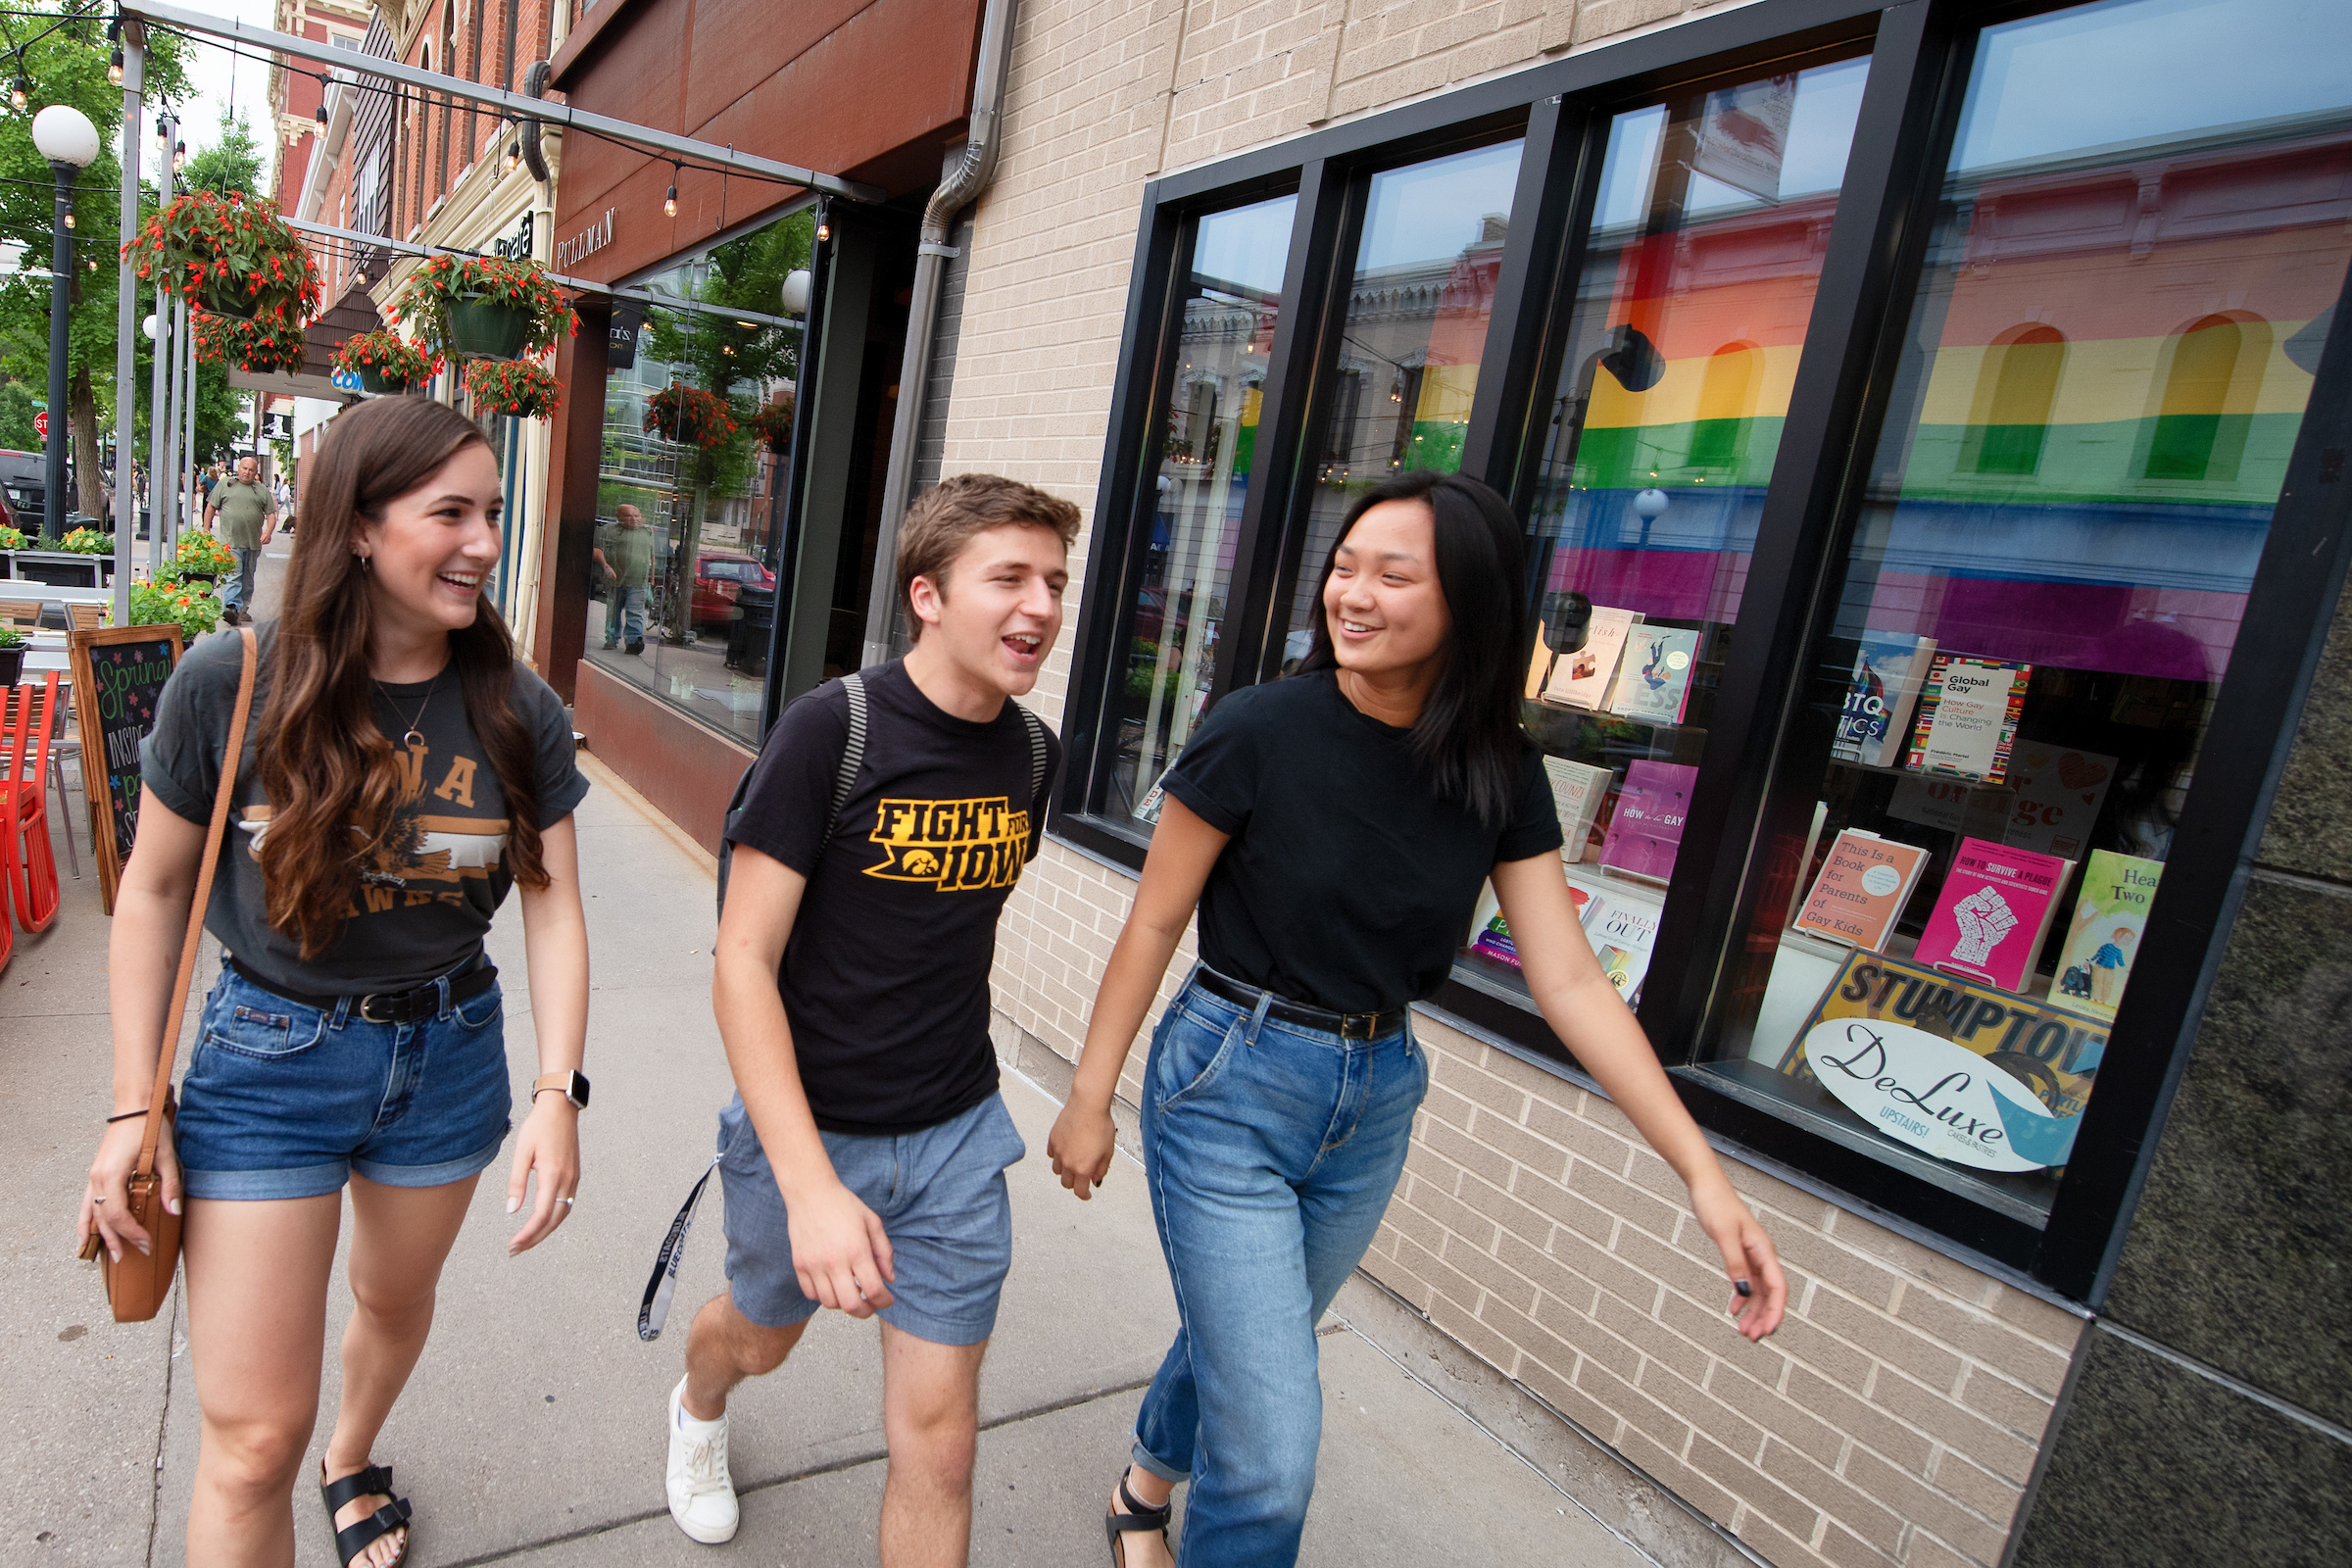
[664,162,679,218]
[173,139,185,172]
[816,219,830,243]
[108,50,123,87]
[10,77,26,112]
[316,102,329,129]
[63,208,74,228]
[505,142,519,173]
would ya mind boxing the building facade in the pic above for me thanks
[530,1,2350,1563]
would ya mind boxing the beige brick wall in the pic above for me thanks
[954,4,2089,1566]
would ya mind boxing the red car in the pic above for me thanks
[691,550,775,628]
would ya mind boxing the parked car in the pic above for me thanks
[692,549,775,628]
[0,450,48,533]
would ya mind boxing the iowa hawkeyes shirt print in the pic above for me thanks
[141,625,589,999]
[725,661,1061,1136]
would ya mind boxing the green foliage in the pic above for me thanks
[0,621,24,650]
[0,521,24,549]
[0,380,36,450]
[465,357,561,418]
[331,328,441,386]
[170,530,236,576]
[132,572,220,639]
[58,523,110,554]
[179,110,263,198]
[126,189,319,322]
[393,255,576,358]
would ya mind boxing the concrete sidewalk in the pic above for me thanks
[0,534,1656,1566]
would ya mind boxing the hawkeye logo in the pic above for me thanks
[864,797,1031,891]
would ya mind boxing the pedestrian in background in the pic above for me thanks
[206,456,277,627]
[1048,470,1788,1568]
[81,397,594,1568]
[593,503,655,654]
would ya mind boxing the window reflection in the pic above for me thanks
[582,210,812,744]
[1694,0,2352,1219]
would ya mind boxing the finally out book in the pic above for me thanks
[1913,837,2072,992]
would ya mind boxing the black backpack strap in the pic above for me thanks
[819,672,869,858]
[1016,701,1049,853]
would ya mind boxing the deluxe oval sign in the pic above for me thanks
[1802,1018,2067,1172]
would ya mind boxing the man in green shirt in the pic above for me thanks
[593,503,657,653]
[204,456,278,626]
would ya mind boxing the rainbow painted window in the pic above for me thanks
[1107,195,1296,821]
[1694,0,2352,1221]
[1460,58,1869,1006]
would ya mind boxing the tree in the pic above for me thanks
[0,7,194,523]
[181,107,262,199]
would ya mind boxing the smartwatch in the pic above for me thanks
[532,1070,591,1110]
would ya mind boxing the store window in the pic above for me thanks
[1282,140,1525,662]
[1105,195,1295,821]
[583,209,812,744]
[1687,0,2352,1222]
[1462,57,1869,1008]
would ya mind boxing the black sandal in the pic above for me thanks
[1104,1471,1172,1565]
[320,1461,412,1567]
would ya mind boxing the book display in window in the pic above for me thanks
[1585,894,1659,1005]
[1607,626,1703,724]
[1831,632,1936,767]
[1467,882,1522,969]
[1541,607,1642,709]
[1912,838,2073,992]
[1905,655,2033,783]
[1597,760,1696,884]
[2001,744,2117,860]
[2050,850,2163,1020]
[1790,829,1931,951]
[1544,757,1613,864]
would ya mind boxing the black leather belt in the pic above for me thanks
[1193,966,1407,1042]
[229,954,497,1024]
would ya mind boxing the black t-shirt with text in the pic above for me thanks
[725,661,1060,1135]
[1161,670,1562,1015]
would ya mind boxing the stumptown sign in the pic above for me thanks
[556,208,614,270]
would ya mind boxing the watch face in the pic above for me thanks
[569,1072,590,1109]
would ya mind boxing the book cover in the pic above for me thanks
[1597,760,1697,884]
[1466,882,1521,969]
[1567,882,1601,928]
[1791,828,1931,950]
[2051,850,2163,1020]
[1586,897,1659,1004]
[1905,655,2033,783]
[1544,757,1613,864]
[1886,774,2013,840]
[2002,743,2118,860]
[1781,800,1831,930]
[1831,632,1936,768]
[1606,626,1703,724]
[1913,837,2072,992]
[1542,607,1642,710]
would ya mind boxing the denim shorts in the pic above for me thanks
[174,957,513,1201]
[716,1091,1026,1347]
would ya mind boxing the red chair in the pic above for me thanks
[1,670,62,934]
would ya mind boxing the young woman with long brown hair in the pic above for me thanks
[79,397,593,1568]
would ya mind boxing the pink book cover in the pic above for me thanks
[1913,836,2070,992]
[1597,760,1697,883]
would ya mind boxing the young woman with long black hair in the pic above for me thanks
[1048,469,1788,1568]
[79,397,592,1568]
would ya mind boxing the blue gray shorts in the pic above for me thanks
[174,958,513,1201]
[717,1091,1026,1346]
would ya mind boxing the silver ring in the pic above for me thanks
[557,1197,575,1206]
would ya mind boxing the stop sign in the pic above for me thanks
[32,410,46,439]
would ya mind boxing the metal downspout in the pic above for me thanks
[859,0,1016,669]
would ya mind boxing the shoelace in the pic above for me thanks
[678,1431,729,1492]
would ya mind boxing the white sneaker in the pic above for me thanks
[666,1376,739,1544]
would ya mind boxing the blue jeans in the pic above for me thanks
[603,585,646,647]
[221,544,261,612]
[1131,970,1429,1567]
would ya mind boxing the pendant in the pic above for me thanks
[401,729,426,751]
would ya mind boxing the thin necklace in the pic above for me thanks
[379,671,441,751]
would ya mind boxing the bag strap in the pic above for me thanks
[1017,702,1049,851]
[137,625,257,1178]
[815,670,869,858]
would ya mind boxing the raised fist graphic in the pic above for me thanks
[1949,888,2017,966]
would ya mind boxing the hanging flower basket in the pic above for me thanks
[392,255,576,362]
[465,357,563,420]
[748,390,798,454]
[122,190,321,328]
[193,309,310,375]
[331,328,442,395]
[642,383,738,451]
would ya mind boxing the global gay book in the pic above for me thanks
[1542,607,1642,710]
[2050,850,2163,1021]
[1790,828,1930,950]
[1597,760,1697,884]
[1912,837,2073,993]
[1830,632,1936,768]
[1905,655,2033,784]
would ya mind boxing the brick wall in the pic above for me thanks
[954,5,2091,1566]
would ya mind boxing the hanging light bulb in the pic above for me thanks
[10,78,28,112]
[664,179,678,219]
[505,142,519,173]
[316,102,329,129]
[109,50,124,87]
[816,219,830,243]
[173,139,186,172]
[85,255,96,270]
[64,209,75,228]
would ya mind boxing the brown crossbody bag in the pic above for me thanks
[80,625,257,1322]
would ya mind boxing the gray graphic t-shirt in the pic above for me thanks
[141,626,589,996]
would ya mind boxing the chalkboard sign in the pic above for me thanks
[68,623,183,914]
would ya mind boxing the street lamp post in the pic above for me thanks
[31,105,99,544]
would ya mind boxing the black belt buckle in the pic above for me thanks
[1340,1011,1377,1040]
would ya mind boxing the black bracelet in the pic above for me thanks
[106,1108,150,1124]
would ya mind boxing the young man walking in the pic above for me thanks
[667,474,1078,1564]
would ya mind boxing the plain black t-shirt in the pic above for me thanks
[725,661,1060,1135]
[1161,670,1562,1014]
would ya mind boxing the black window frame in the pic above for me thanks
[1048,0,2352,1304]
